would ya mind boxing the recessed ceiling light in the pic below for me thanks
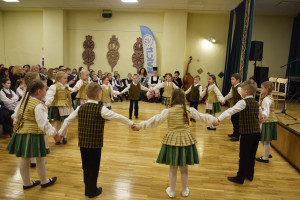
[121,0,138,3]
[2,0,20,2]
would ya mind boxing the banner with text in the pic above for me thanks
[140,25,157,76]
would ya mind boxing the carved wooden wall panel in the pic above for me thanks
[82,35,95,70]
[107,35,120,72]
[132,37,144,72]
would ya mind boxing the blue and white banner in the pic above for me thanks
[140,25,157,76]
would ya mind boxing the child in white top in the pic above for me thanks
[101,76,120,110]
[16,79,26,99]
[0,78,19,111]
[73,69,90,109]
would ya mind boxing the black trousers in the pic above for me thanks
[189,101,198,120]
[0,108,13,134]
[80,147,102,196]
[231,113,240,138]
[237,133,260,181]
[129,100,139,117]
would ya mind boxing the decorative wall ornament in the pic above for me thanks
[82,35,95,71]
[107,35,120,72]
[132,37,144,72]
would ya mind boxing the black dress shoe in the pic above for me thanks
[88,187,102,198]
[255,156,269,163]
[129,116,132,119]
[230,137,239,142]
[269,154,272,158]
[207,126,216,130]
[135,116,138,119]
[30,163,36,168]
[55,142,61,145]
[63,138,67,144]
[41,177,57,188]
[227,176,244,184]
[23,180,41,189]
[246,176,253,181]
[228,134,235,137]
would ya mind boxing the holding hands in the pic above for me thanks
[131,123,139,131]
[53,132,62,143]
[213,118,220,127]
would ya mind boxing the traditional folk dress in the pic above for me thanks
[73,80,89,109]
[153,81,179,106]
[147,76,161,101]
[201,84,224,114]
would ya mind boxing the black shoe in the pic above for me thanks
[230,137,239,142]
[129,116,132,119]
[41,177,57,188]
[207,126,216,130]
[63,138,67,144]
[227,176,244,184]
[23,180,41,189]
[255,156,269,163]
[228,134,235,138]
[269,154,272,158]
[246,176,253,181]
[88,187,102,198]
[30,163,36,168]
[135,116,138,119]
[56,142,61,145]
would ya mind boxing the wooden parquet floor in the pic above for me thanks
[0,101,299,200]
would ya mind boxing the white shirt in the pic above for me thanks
[16,87,24,98]
[152,81,179,91]
[185,83,203,96]
[74,80,89,91]
[121,82,149,94]
[201,84,224,102]
[0,88,19,110]
[45,82,74,106]
[114,79,124,87]
[137,107,217,130]
[30,96,57,136]
[148,76,162,87]
[218,95,262,121]
[58,99,133,135]
[224,83,242,101]
[125,79,132,87]
[261,96,272,119]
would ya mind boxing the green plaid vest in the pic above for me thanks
[129,83,140,100]
[231,85,242,105]
[239,98,260,134]
[190,85,200,102]
[78,103,105,148]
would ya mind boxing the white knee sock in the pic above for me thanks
[36,157,48,184]
[263,142,271,160]
[179,166,189,196]
[169,166,178,193]
[30,157,36,164]
[20,158,31,186]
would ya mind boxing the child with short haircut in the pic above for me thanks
[101,76,121,110]
[46,71,74,145]
[7,79,59,189]
[185,75,202,122]
[73,69,90,109]
[58,82,134,198]
[121,74,149,119]
[0,78,19,111]
[114,74,124,102]
[152,73,179,106]
[16,79,26,99]
[223,73,242,141]
[135,89,217,198]
[256,81,277,163]
[217,79,261,184]
[200,74,224,130]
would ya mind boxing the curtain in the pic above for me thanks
[287,13,300,77]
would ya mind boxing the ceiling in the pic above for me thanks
[0,0,299,16]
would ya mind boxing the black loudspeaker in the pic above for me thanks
[102,10,112,18]
[250,41,263,61]
[254,66,269,88]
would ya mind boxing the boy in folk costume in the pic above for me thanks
[146,67,161,103]
[121,74,149,119]
[222,73,242,141]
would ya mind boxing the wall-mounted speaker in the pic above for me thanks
[250,41,263,61]
[102,10,112,18]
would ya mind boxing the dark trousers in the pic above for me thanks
[190,101,198,120]
[129,100,139,117]
[80,147,102,196]
[237,133,260,181]
[231,113,240,139]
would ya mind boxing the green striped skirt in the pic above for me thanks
[6,133,50,158]
[206,102,221,114]
[261,122,277,141]
[156,144,199,166]
[48,107,68,122]
[162,97,171,106]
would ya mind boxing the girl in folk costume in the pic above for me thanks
[256,81,278,163]
[200,74,224,130]
[73,69,90,109]
[152,73,179,106]
[0,78,19,112]
[135,89,217,198]
[101,76,120,110]
[147,67,161,103]
[7,80,59,189]
[46,71,74,145]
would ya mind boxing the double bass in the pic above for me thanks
[183,56,194,101]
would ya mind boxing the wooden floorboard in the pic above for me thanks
[0,101,299,200]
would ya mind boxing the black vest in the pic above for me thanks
[150,76,160,84]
